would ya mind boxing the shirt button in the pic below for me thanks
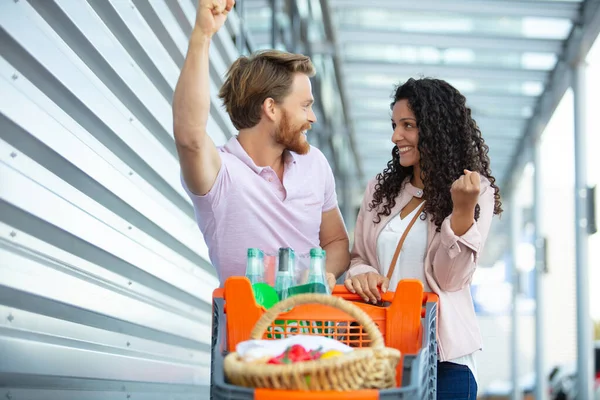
[268,177,273,182]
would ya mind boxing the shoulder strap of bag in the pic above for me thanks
[386,201,426,280]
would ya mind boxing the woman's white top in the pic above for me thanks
[376,204,478,383]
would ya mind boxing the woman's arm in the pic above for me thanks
[344,181,390,303]
[347,181,380,277]
[432,172,495,292]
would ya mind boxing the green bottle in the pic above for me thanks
[287,248,329,296]
[270,248,309,338]
[286,248,333,338]
[308,248,330,294]
[246,248,279,310]
[245,248,264,284]
[309,248,333,336]
[274,247,295,301]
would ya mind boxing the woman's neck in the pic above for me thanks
[410,166,424,189]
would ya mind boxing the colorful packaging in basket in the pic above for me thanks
[237,334,352,364]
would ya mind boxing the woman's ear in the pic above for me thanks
[262,98,278,122]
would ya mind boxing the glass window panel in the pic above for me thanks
[334,11,573,40]
[347,74,545,97]
[342,45,557,71]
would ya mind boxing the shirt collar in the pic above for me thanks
[283,150,298,165]
[404,179,424,198]
[224,136,298,174]
[224,136,264,173]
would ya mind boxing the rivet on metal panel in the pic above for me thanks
[6,391,13,400]
[127,226,132,230]
[127,395,131,399]
[9,152,17,158]
[126,341,130,347]
[128,281,132,286]
[129,117,134,122]
[7,314,14,323]
[11,73,17,80]
[9,231,16,238]
[128,171,133,176]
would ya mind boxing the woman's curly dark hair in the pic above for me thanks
[368,78,503,229]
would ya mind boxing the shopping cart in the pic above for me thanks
[210,277,438,399]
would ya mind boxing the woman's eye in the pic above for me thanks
[391,123,396,130]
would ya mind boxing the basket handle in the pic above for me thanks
[249,293,384,348]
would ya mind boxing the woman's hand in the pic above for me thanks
[450,170,481,236]
[344,272,389,303]
[451,169,480,214]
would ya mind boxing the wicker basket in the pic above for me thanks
[223,293,401,391]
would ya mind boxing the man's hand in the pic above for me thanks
[326,272,336,293]
[344,272,389,304]
[174,1,234,196]
[320,207,350,284]
[195,0,235,37]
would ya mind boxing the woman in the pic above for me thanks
[345,78,502,399]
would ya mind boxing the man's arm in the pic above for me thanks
[173,0,234,196]
[319,207,350,280]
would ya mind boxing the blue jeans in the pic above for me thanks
[436,361,478,399]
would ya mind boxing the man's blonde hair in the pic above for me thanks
[218,50,315,130]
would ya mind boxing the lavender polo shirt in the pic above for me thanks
[182,136,338,285]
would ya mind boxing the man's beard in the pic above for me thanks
[274,111,311,155]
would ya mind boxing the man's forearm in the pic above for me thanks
[323,238,351,279]
[173,30,211,146]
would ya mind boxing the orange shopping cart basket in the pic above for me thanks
[210,277,439,399]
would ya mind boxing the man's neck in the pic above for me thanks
[237,128,285,172]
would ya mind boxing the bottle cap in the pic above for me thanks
[278,247,294,272]
[310,248,326,258]
[247,248,263,258]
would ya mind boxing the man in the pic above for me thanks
[173,0,350,288]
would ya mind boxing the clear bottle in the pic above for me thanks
[245,248,264,285]
[308,248,330,294]
[274,247,295,300]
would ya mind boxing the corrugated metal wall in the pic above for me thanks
[0,0,242,398]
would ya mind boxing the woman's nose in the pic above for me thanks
[391,128,403,143]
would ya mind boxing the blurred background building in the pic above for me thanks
[0,0,599,399]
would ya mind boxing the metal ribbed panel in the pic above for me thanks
[0,0,237,398]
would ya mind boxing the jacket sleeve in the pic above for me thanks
[346,180,380,278]
[431,177,495,292]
